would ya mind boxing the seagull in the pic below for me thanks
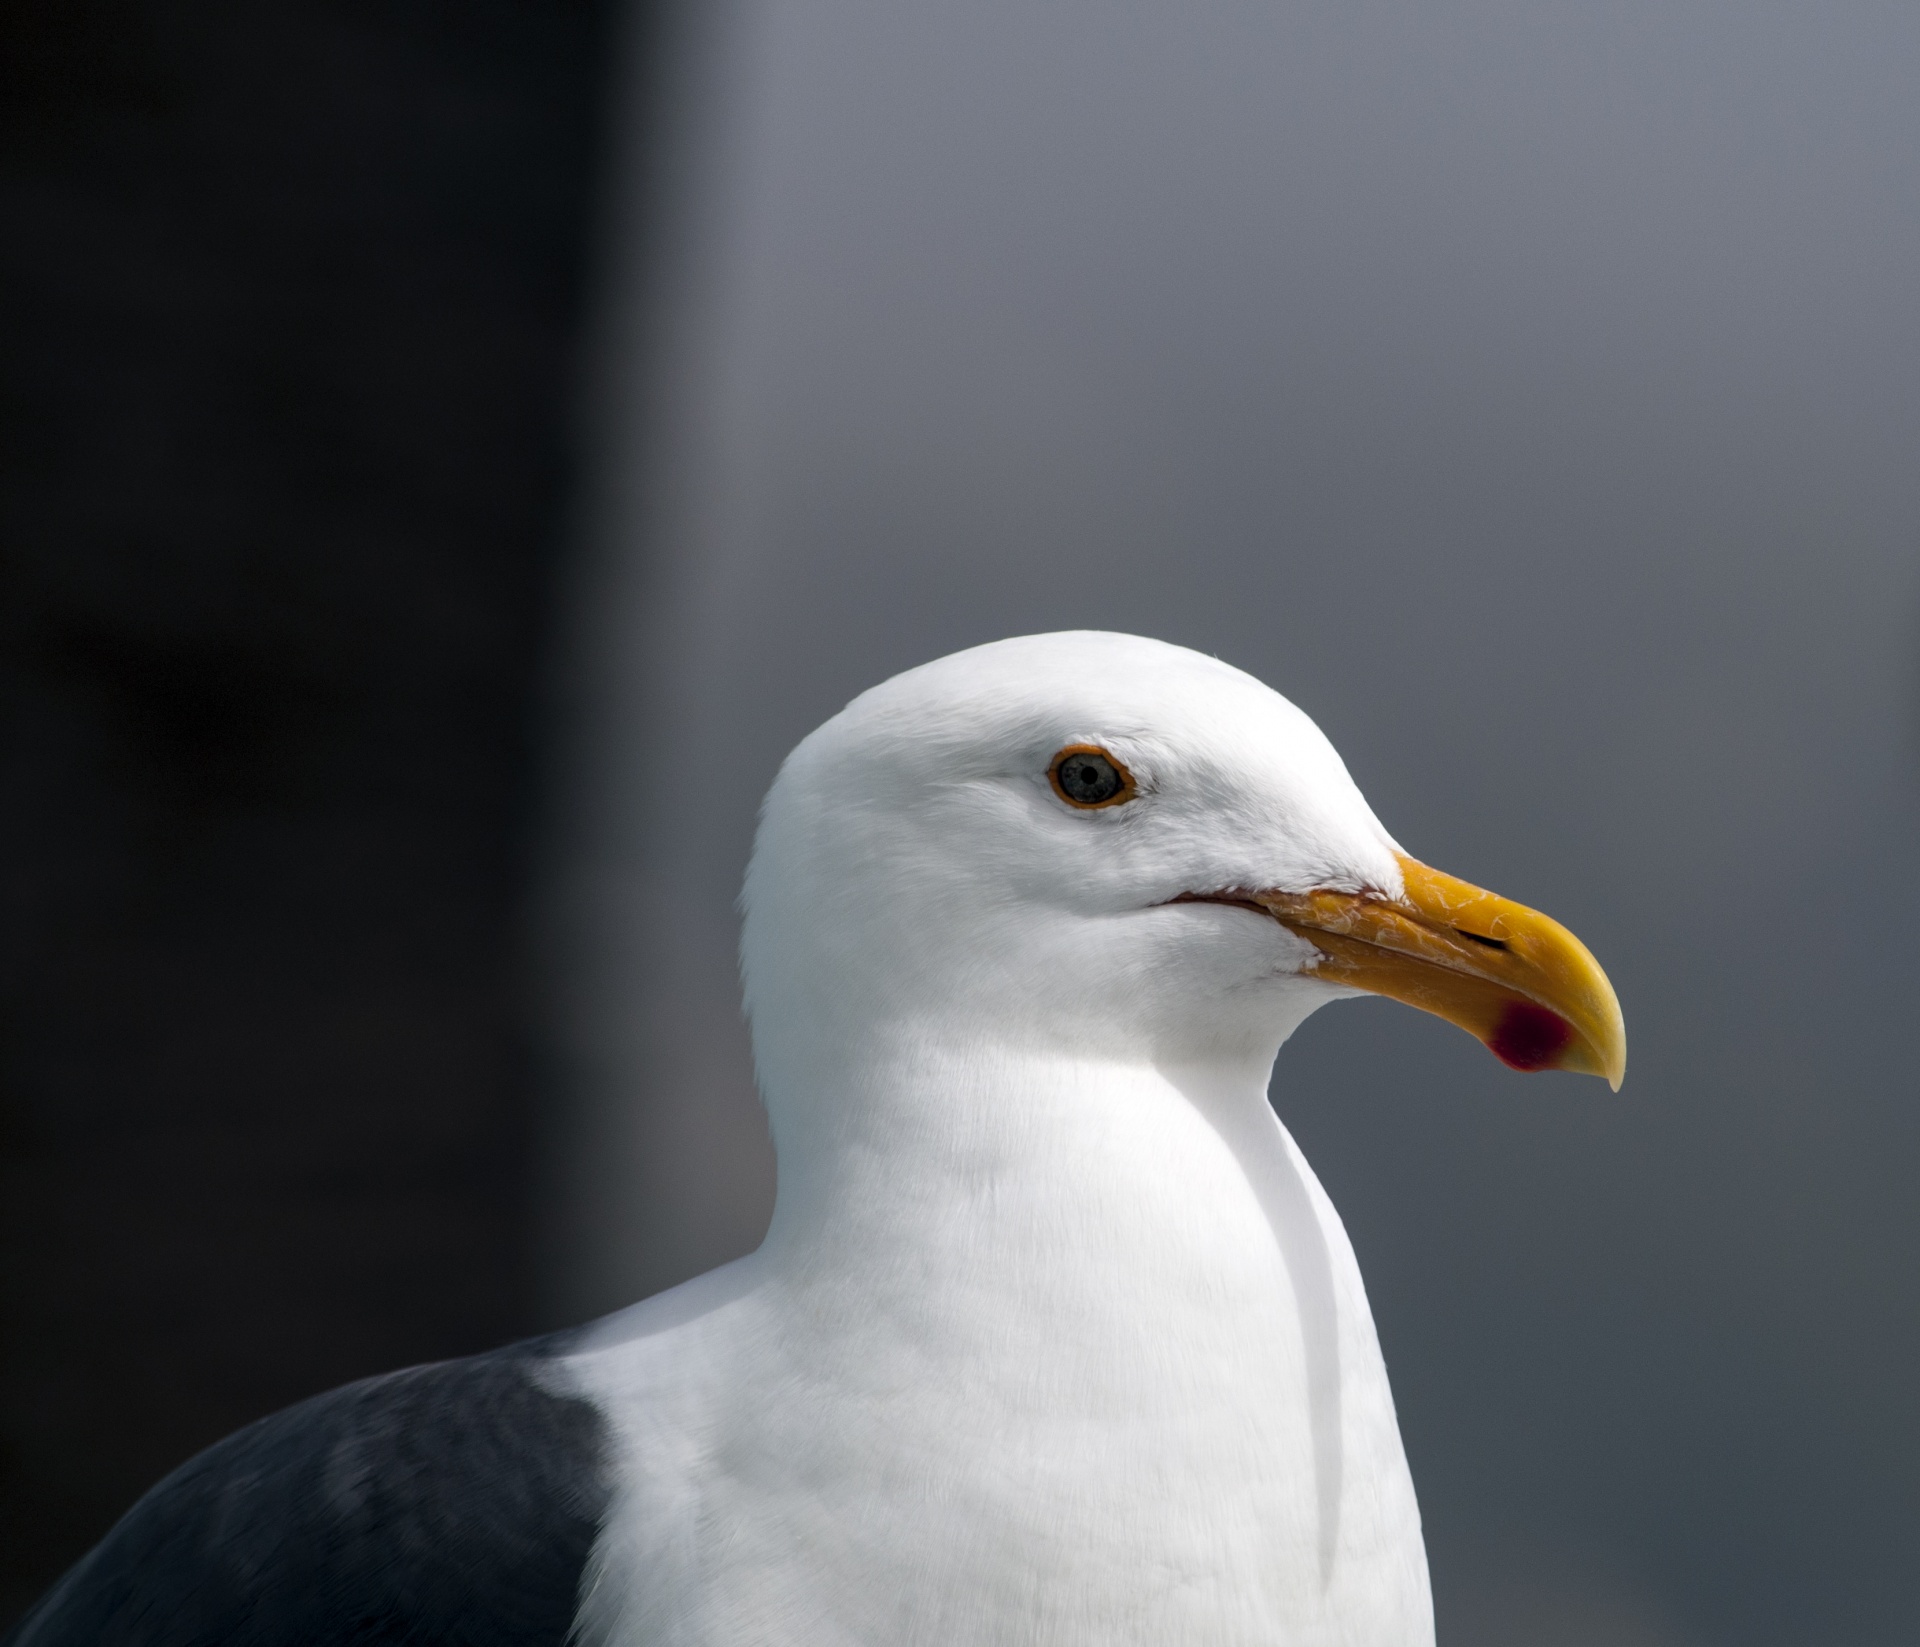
[7,631,1624,1647]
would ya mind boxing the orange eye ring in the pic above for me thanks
[1049,744,1136,809]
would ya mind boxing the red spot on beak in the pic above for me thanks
[1489,1000,1576,1072]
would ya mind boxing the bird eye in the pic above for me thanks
[1049,745,1134,808]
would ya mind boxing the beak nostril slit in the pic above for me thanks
[1455,929,1509,951]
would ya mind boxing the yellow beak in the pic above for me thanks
[1251,854,1627,1089]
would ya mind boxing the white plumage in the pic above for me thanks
[558,631,1623,1645]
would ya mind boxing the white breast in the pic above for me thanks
[562,1056,1433,1647]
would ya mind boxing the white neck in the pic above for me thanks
[712,1040,1424,1643]
[760,1034,1304,1303]
[578,1036,1432,1646]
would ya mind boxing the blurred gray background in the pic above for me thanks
[5,0,1914,1641]
[549,3,1920,1645]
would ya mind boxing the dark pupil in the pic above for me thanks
[1060,753,1120,803]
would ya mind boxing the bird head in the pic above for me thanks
[742,632,1623,1118]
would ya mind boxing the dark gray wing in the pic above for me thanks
[3,1340,610,1647]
